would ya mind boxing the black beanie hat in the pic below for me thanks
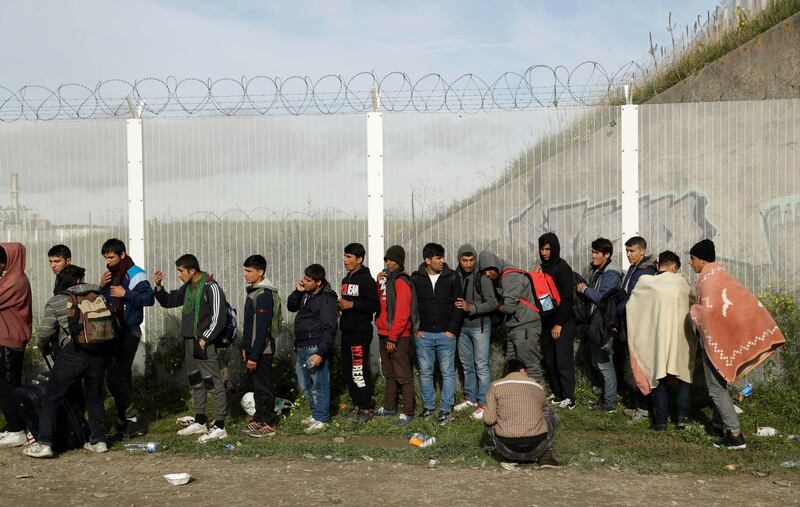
[384,245,406,268]
[689,239,715,263]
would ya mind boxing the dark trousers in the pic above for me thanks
[106,331,141,420]
[486,406,559,463]
[0,346,25,432]
[251,354,275,425]
[652,377,691,427]
[341,336,373,410]
[540,320,576,401]
[378,336,415,416]
[39,343,107,445]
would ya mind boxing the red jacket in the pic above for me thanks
[375,275,412,342]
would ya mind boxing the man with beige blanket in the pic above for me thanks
[626,251,695,432]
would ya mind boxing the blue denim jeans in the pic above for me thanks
[294,346,330,423]
[458,325,492,405]
[415,331,457,411]
[594,352,617,408]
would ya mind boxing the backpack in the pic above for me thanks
[248,288,283,351]
[500,269,561,317]
[65,291,117,346]
[572,272,590,324]
[215,302,238,348]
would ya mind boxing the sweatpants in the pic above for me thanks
[540,320,576,401]
[378,336,415,416]
[341,336,373,411]
[701,349,740,433]
[184,338,228,424]
[106,331,141,420]
[0,346,25,432]
[505,323,543,383]
[251,353,275,426]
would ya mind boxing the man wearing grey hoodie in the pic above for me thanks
[454,244,497,420]
[479,251,544,383]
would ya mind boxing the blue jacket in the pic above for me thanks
[103,264,155,334]
[616,255,657,318]
[580,263,622,316]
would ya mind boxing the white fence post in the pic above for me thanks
[620,102,640,270]
[126,118,146,371]
[366,111,385,274]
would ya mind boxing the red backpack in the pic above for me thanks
[500,269,561,316]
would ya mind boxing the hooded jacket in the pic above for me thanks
[339,266,379,339]
[287,282,338,357]
[101,261,155,335]
[154,275,228,343]
[537,233,575,328]
[37,283,104,353]
[241,277,278,361]
[616,254,657,318]
[479,251,540,330]
[581,260,622,316]
[410,262,464,335]
[376,269,412,342]
[0,243,32,350]
[456,244,497,330]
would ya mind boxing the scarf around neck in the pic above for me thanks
[183,272,207,335]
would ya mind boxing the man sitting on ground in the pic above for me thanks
[483,359,560,469]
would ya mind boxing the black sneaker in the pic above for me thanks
[595,404,616,413]
[122,419,147,439]
[373,407,397,417]
[650,424,667,432]
[538,450,562,469]
[356,410,374,423]
[713,430,746,450]
[437,410,452,425]
[418,408,434,418]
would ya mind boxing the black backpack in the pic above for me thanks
[572,272,590,325]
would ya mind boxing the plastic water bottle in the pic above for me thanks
[408,433,436,448]
[737,383,753,402]
[123,442,165,453]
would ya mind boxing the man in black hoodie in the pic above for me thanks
[411,243,464,424]
[287,264,338,434]
[538,233,577,410]
[338,243,379,422]
[153,254,229,443]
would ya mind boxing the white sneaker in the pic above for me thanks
[84,441,108,453]
[177,422,208,436]
[454,399,478,412]
[23,442,54,458]
[546,394,556,401]
[471,406,485,421]
[0,430,27,448]
[198,425,228,443]
[302,416,318,425]
[558,398,576,410]
[500,462,518,471]
[304,421,329,434]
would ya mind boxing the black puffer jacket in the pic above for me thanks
[410,263,464,335]
[287,282,338,357]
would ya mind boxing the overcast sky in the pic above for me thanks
[1,0,714,89]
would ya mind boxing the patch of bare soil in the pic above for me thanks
[0,450,796,506]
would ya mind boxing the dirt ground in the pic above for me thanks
[0,450,797,506]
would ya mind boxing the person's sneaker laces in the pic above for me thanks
[304,421,329,434]
[198,425,228,443]
[713,430,746,450]
[373,407,397,417]
[397,414,413,425]
[558,398,576,410]
[23,442,53,459]
[538,450,562,469]
[247,423,276,438]
[244,420,261,433]
[0,430,27,448]
[437,410,453,425]
[471,406,485,421]
[177,422,208,436]
[83,441,108,453]
[454,399,477,412]
[418,408,434,418]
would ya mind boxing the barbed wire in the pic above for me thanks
[0,62,652,121]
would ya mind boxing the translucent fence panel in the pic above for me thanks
[143,115,367,347]
[639,100,800,292]
[0,120,128,326]
[383,107,622,274]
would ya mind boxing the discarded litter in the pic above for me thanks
[737,383,753,402]
[781,461,797,468]
[324,455,334,460]
[302,453,316,460]
[427,459,440,468]
[752,471,769,477]
[788,434,800,442]
[773,479,792,488]
[500,462,517,471]
[733,405,744,414]
[724,464,737,471]
[333,437,345,443]
[123,442,165,453]
[590,457,606,464]
[15,474,32,479]
[361,455,374,462]
[222,444,236,450]
[163,473,192,486]
[408,433,436,448]
[756,427,777,437]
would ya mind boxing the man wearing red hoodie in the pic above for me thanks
[373,245,415,425]
[0,243,33,448]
